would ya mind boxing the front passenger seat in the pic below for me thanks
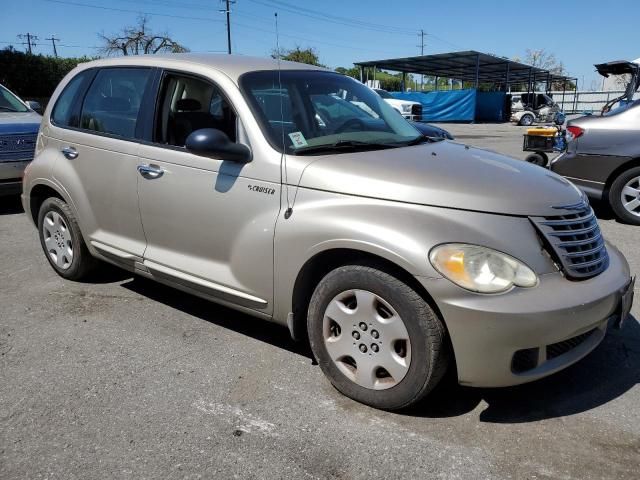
[170,98,217,146]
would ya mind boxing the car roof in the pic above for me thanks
[74,53,329,82]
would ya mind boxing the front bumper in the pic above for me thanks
[0,160,29,196]
[419,242,632,387]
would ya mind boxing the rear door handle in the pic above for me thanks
[137,164,164,179]
[61,146,78,160]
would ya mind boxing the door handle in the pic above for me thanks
[61,146,78,160]
[137,164,164,179]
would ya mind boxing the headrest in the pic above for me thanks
[176,98,202,111]
[98,96,130,112]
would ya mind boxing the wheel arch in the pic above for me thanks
[28,182,67,225]
[289,248,447,346]
[604,157,640,194]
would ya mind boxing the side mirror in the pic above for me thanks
[185,128,252,163]
[26,100,43,114]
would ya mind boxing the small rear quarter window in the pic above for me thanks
[51,70,93,127]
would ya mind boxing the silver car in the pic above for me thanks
[22,55,634,410]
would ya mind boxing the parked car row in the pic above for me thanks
[19,54,633,411]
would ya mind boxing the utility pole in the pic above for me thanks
[417,29,426,91]
[17,33,38,54]
[46,35,60,57]
[220,0,235,54]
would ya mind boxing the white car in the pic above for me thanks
[374,88,422,120]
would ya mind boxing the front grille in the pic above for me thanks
[0,133,37,162]
[546,328,596,360]
[531,205,608,279]
[411,104,423,119]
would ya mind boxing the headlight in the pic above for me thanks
[429,244,538,293]
[401,104,412,113]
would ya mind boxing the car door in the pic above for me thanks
[48,67,156,263]
[136,70,280,314]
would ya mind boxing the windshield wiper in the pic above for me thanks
[0,106,19,112]
[405,134,444,146]
[292,140,400,155]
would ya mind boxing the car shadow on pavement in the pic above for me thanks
[120,276,313,360]
[0,196,24,215]
[411,316,640,423]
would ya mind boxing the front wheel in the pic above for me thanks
[525,152,548,167]
[609,166,640,225]
[38,197,97,280]
[307,265,449,410]
[519,114,535,126]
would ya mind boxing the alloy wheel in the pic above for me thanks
[621,175,640,217]
[42,210,74,270]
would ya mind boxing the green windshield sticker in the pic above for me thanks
[288,131,308,148]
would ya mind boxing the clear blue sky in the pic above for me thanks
[2,0,639,89]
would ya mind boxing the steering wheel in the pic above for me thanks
[335,118,366,133]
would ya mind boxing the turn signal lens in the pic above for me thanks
[429,244,538,294]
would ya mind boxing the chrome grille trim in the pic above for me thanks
[0,133,37,162]
[530,206,609,280]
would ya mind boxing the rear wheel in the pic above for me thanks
[38,197,97,280]
[307,264,449,410]
[609,166,640,225]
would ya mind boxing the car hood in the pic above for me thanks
[297,141,583,216]
[386,98,419,106]
[0,111,42,134]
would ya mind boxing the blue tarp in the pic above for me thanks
[391,89,507,122]
[391,90,476,122]
[476,92,506,122]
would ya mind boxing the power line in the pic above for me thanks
[247,0,413,35]
[17,33,39,54]
[42,0,225,23]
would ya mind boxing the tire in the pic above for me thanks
[307,264,449,410]
[608,166,640,225]
[519,114,534,126]
[525,152,548,167]
[38,197,97,280]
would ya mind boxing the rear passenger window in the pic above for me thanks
[51,70,92,127]
[80,68,152,139]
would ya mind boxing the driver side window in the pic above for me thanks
[155,73,237,147]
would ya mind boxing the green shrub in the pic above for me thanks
[0,47,93,102]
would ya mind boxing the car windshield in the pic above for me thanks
[240,71,421,154]
[374,89,393,99]
[0,85,29,113]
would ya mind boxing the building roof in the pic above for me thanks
[355,50,575,87]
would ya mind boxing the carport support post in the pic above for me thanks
[359,66,364,83]
[435,76,438,91]
[505,63,510,92]
[401,72,406,92]
[527,68,532,96]
[475,54,480,88]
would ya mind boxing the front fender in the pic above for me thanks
[271,187,557,324]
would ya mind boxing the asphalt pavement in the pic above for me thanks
[1,124,639,479]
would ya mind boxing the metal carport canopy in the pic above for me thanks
[355,50,575,87]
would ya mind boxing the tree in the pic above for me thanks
[272,46,324,67]
[99,16,189,56]
[514,49,575,90]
